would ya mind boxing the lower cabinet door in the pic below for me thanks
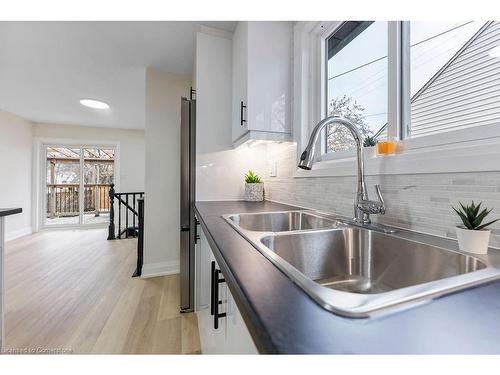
[225,289,258,354]
[197,303,226,354]
[213,264,228,352]
[196,227,227,354]
[195,225,257,354]
[195,219,210,311]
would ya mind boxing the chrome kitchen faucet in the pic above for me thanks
[298,116,385,224]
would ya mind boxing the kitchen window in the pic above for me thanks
[319,20,500,162]
[326,21,388,154]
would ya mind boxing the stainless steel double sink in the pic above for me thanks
[223,210,500,317]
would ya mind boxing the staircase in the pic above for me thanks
[107,184,143,240]
[107,183,145,276]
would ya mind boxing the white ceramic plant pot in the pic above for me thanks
[363,146,376,159]
[244,183,264,202]
[456,226,491,254]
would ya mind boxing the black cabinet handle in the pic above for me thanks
[240,101,247,126]
[213,269,226,329]
[210,261,226,329]
[210,261,215,316]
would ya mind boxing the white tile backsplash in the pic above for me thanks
[196,143,268,201]
[264,143,500,248]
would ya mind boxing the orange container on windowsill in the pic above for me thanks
[376,139,398,156]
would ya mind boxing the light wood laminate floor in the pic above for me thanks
[4,229,201,354]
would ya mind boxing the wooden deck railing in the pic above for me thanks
[46,183,111,218]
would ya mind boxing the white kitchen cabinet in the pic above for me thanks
[231,21,293,147]
[225,288,258,354]
[232,22,249,144]
[195,219,210,311]
[195,225,226,353]
[195,221,258,354]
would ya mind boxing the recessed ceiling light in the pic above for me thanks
[489,45,500,58]
[79,99,110,110]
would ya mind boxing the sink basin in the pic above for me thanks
[223,210,500,317]
[227,211,340,232]
[261,228,486,294]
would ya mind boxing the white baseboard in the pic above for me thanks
[6,226,32,242]
[141,260,180,278]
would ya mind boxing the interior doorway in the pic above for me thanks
[43,145,115,228]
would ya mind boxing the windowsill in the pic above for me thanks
[294,131,500,178]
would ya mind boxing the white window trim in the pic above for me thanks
[293,21,500,178]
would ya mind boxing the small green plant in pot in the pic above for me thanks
[363,136,377,158]
[244,170,264,202]
[453,201,499,254]
[363,136,377,147]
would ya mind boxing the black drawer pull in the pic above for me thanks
[213,269,226,329]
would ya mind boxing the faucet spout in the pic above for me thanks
[298,116,364,170]
[298,116,385,224]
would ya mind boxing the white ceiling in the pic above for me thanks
[0,21,236,129]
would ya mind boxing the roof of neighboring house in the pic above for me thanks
[410,22,491,104]
[375,21,500,139]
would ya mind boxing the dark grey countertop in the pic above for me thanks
[195,200,500,354]
[0,208,22,217]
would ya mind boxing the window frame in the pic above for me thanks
[293,21,500,177]
[41,143,117,230]
[320,21,400,161]
[399,21,500,146]
[322,21,394,158]
[32,137,121,232]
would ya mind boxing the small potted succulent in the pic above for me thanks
[453,201,499,254]
[363,136,377,159]
[244,170,264,202]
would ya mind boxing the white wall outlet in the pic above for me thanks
[269,161,277,177]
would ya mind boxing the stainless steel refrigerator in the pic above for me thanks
[180,95,196,312]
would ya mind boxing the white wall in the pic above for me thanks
[0,111,33,240]
[195,29,267,201]
[143,68,191,277]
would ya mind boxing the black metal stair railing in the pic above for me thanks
[107,183,144,240]
[132,197,145,277]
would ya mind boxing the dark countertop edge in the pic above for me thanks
[195,205,278,354]
[0,208,22,217]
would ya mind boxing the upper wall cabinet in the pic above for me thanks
[231,22,293,147]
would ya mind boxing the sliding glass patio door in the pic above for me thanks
[43,145,115,228]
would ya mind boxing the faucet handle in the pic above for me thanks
[375,184,385,207]
[357,185,386,215]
